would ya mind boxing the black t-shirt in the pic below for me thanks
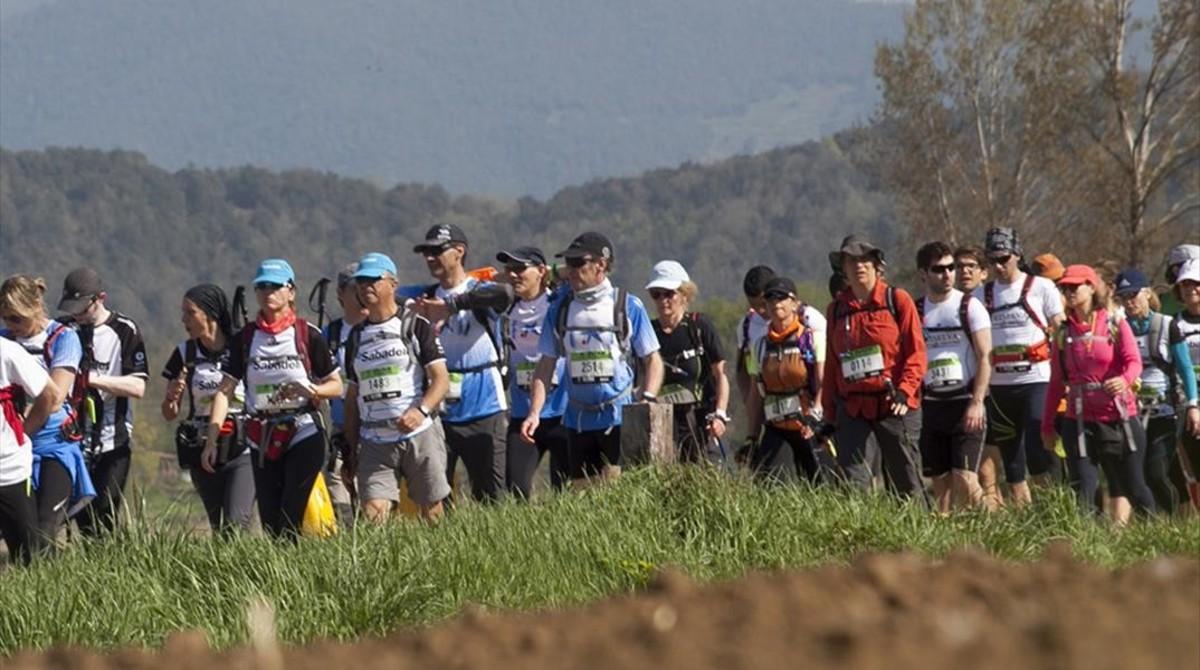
[652,312,725,401]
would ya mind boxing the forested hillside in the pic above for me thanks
[0,135,896,359]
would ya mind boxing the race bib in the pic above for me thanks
[841,344,884,382]
[515,362,537,389]
[659,383,699,405]
[570,350,616,384]
[763,393,802,424]
[924,355,964,388]
[251,383,303,412]
[446,372,464,401]
[993,344,1032,373]
[360,364,404,401]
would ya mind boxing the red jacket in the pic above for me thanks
[823,280,927,422]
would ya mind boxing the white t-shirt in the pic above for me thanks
[0,340,47,486]
[920,290,990,401]
[347,311,444,444]
[978,274,1063,385]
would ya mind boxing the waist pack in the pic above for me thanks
[244,415,299,463]
[175,418,242,469]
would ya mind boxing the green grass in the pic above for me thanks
[1,466,1197,655]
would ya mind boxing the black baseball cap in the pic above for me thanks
[762,277,797,300]
[413,223,468,253]
[556,232,613,261]
[57,267,103,314]
[496,246,547,266]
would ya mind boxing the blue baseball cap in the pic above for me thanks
[252,259,295,286]
[1113,268,1149,296]
[353,252,398,279]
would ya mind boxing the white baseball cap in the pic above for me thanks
[645,260,690,291]
[1167,244,1200,268]
[1175,258,1200,285]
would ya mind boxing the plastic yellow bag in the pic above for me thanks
[301,472,337,538]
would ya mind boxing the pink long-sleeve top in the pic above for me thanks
[1042,308,1141,434]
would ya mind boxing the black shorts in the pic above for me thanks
[567,427,621,479]
[985,382,1051,482]
[919,398,985,477]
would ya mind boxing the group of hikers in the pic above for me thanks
[1,224,1199,564]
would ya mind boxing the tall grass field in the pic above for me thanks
[1,467,1197,655]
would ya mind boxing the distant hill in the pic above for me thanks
[0,0,904,196]
[0,134,897,362]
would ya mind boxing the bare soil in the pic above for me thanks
[10,547,1199,670]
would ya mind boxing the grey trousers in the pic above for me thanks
[190,451,256,535]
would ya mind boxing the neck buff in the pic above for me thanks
[256,309,296,335]
[767,316,801,343]
[574,278,612,305]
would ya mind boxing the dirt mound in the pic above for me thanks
[12,548,1200,670]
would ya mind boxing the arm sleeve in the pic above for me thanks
[49,328,82,372]
[1042,337,1065,435]
[967,298,991,333]
[448,282,514,314]
[821,307,838,423]
[8,347,48,398]
[161,346,185,380]
[894,289,927,404]
[627,295,660,358]
[1168,320,1198,402]
[118,323,149,378]
[413,316,446,367]
[306,325,337,379]
[221,332,247,380]
[698,316,725,364]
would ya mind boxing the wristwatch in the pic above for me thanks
[417,405,432,417]
[710,410,730,423]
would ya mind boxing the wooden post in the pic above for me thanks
[620,402,676,465]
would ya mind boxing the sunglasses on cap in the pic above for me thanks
[988,254,1013,266]
[927,262,955,274]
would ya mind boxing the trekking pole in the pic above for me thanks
[309,278,331,329]
[231,286,249,330]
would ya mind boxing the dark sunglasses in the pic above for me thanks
[648,289,676,300]
[354,275,386,286]
[988,254,1013,266]
[1059,284,1083,293]
[420,245,454,258]
[254,282,285,292]
[504,263,534,274]
[764,291,794,301]
[928,263,956,275]
[564,256,592,268]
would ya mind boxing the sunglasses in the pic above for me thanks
[254,282,286,292]
[928,263,955,275]
[764,292,793,301]
[504,263,534,274]
[988,254,1013,266]
[1059,284,1084,294]
[956,261,980,271]
[648,289,676,300]
[564,256,593,268]
[420,245,455,258]
[354,275,387,286]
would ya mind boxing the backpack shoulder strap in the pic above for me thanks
[959,294,974,346]
[184,339,198,367]
[343,321,365,378]
[240,323,257,357]
[740,313,752,352]
[554,294,573,355]
[42,322,70,369]
[984,281,995,312]
[886,285,897,322]
[328,319,344,357]
[1147,312,1170,370]
[614,288,630,344]
[916,296,926,320]
[1020,274,1046,331]
[294,317,312,377]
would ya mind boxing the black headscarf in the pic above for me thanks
[184,284,233,338]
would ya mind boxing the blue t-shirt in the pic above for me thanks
[1,320,83,446]
[537,281,659,432]
[436,278,508,424]
[506,290,568,420]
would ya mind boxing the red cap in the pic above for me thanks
[1057,264,1098,288]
